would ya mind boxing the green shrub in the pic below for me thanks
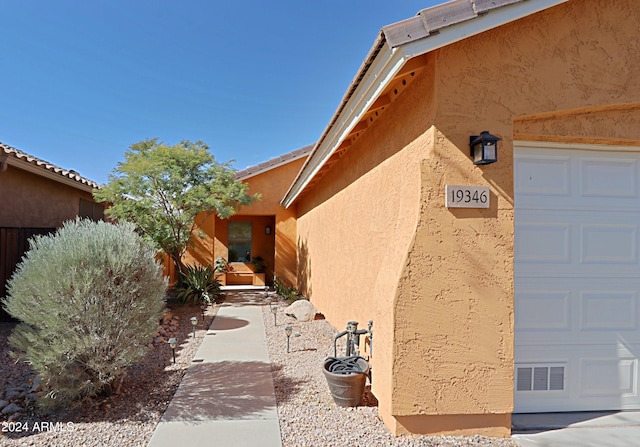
[273,275,305,303]
[2,219,167,408]
[174,264,221,304]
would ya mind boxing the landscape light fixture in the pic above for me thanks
[264,286,270,299]
[190,317,198,338]
[271,305,278,326]
[285,326,293,353]
[470,131,501,165]
[168,337,178,364]
[200,303,206,322]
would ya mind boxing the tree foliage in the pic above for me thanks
[2,219,167,408]
[93,139,256,276]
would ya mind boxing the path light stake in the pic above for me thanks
[264,285,269,299]
[190,317,197,338]
[168,337,177,364]
[271,305,278,326]
[200,303,206,322]
[285,326,292,353]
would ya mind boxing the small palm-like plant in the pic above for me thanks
[175,264,221,304]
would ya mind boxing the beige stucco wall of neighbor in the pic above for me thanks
[296,0,640,438]
[0,165,95,227]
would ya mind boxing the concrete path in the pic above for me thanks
[148,291,282,447]
[512,411,640,447]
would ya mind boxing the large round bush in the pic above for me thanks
[2,219,167,407]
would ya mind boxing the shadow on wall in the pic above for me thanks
[277,226,298,286]
[187,216,217,268]
[297,238,312,299]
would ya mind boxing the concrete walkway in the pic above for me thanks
[512,411,640,447]
[148,291,282,447]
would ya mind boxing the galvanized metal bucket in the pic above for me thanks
[323,356,369,407]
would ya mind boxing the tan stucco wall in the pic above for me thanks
[296,61,435,425]
[0,165,95,227]
[295,0,640,437]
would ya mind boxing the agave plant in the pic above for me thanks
[175,264,221,305]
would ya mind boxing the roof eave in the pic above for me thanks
[281,0,567,208]
[1,154,97,193]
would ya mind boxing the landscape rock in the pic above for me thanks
[29,376,42,393]
[1,402,22,414]
[284,300,317,322]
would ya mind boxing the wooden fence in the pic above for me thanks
[0,227,55,321]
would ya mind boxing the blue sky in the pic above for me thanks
[1,0,439,184]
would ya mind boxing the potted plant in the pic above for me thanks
[251,256,266,273]
[213,256,229,285]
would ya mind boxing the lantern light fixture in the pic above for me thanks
[168,337,178,364]
[470,131,501,165]
[285,326,293,353]
[190,316,198,338]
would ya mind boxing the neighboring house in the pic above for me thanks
[180,145,311,287]
[0,142,102,320]
[273,0,639,438]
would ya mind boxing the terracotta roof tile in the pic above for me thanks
[0,142,100,189]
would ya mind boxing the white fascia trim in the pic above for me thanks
[5,156,96,193]
[282,41,402,208]
[281,0,567,209]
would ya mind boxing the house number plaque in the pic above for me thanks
[445,185,490,208]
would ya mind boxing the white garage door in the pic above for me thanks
[514,143,640,413]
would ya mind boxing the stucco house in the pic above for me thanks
[276,0,638,438]
[185,0,640,437]
[0,142,102,320]
[179,145,312,288]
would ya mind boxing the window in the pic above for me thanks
[79,198,105,222]
[228,221,252,263]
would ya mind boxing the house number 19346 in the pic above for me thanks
[445,185,490,209]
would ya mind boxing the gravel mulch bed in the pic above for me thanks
[1,292,520,447]
[0,299,217,447]
[263,296,519,447]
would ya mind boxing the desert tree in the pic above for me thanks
[94,139,256,277]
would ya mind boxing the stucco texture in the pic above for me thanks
[0,165,96,227]
[295,0,640,437]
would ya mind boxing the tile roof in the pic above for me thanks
[235,144,313,180]
[0,142,100,190]
[281,0,566,207]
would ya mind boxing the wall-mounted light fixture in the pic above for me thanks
[470,131,501,165]
[265,226,272,235]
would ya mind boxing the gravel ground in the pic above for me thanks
[263,296,519,447]
[0,299,217,447]
[1,292,519,446]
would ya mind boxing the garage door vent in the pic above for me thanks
[516,365,565,391]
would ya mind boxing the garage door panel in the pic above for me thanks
[516,344,640,412]
[515,145,640,413]
[580,357,637,398]
[580,224,638,264]
[515,223,571,263]
[580,291,638,331]
[516,278,640,341]
[514,154,571,197]
[580,157,639,198]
